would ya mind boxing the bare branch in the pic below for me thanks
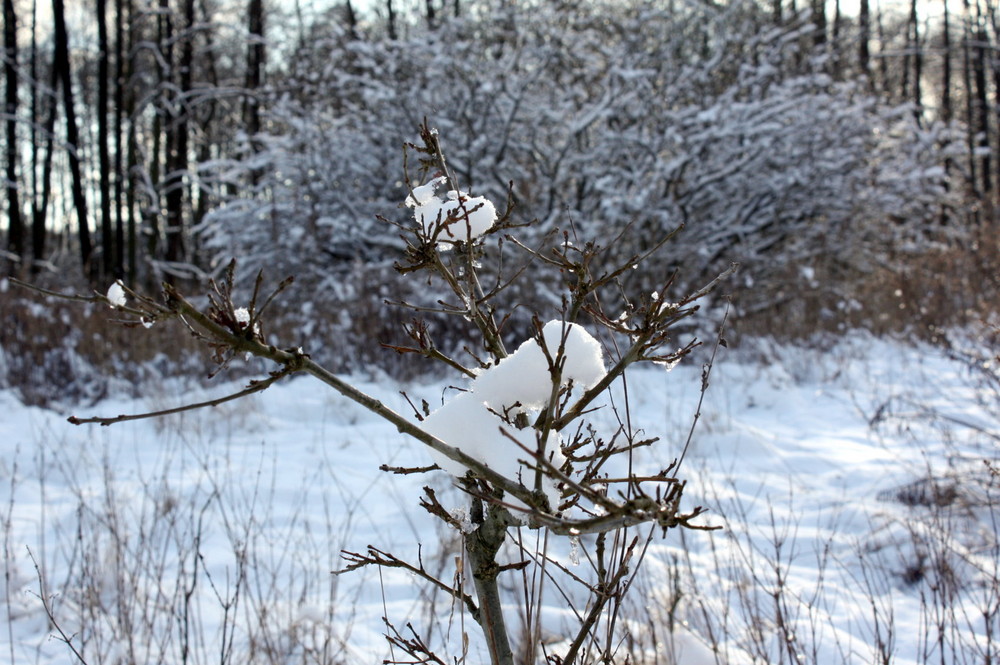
[337,546,479,620]
[68,368,293,426]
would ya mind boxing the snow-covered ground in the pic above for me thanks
[1,333,997,664]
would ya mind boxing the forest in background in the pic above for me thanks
[2,0,999,399]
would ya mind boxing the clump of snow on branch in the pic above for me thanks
[422,321,606,512]
[106,281,127,308]
[475,321,605,412]
[405,176,497,246]
[234,307,251,327]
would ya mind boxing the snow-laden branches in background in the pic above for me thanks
[197,0,962,323]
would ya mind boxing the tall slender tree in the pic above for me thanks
[973,4,991,196]
[97,0,114,278]
[52,0,93,275]
[113,0,128,279]
[30,0,55,273]
[962,0,978,192]
[942,0,953,123]
[4,0,24,273]
[811,0,827,47]
[344,0,358,37]
[426,0,436,29]
[859,0,872,85]
[386,0,398,40]
[163,0,195,274]
[243,0,265,183]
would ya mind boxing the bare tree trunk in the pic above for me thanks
[465,497,515,665]
[161,0,193,277]
[426,0,436,29]
[97,0,114,278]
[52,0,93,276]
[386,0,398,40]
[876,3,890,94]
[30,0,51,272]
[243,0,264,140]
[4,0,25,273]
[963,0,978,194]
[913,0,923,112]
[859,0,871,85]
[974,10,992,196]
[145,112,162,266]
[344,0,358,37]
[811,0,826,48]
[243,0,265,190]
[113,0,127,279]
[901,0,923,120]
[942,0,953,123]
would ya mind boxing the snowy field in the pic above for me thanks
[1,333,998,664]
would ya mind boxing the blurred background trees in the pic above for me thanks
[2,0,997,366]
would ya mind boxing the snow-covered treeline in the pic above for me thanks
[198,1,964,342]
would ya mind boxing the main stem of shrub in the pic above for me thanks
[466,497,515,665]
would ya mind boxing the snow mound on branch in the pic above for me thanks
[422,391,536,480]
[475,321,606,412]
[421,321,606,512]
[405,176,497,246]
[106,281,126,308]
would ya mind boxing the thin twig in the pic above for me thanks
[561,538,638,665]
[338,546,480,621]
[677,299,731,471]
[68,368,293,426]
[26,548,88,665]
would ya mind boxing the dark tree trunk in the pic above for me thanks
[52,0,93,276]
[426,0,436,29]
[902,0,922,119]
[161,0,194,276]
[859,0,871,85]
[243,0,264,140]
[942,0,953,123]
[963,0,978,193]
[113,0,127,279]
[145,0,169,267]
[243,0,265,190]
[30,0,52,271]
[876,5,889,93]
[97,0,114,278]
[811,0,826,47]
[4,0,25,272]
[912,0,923,119]
[192,0,217,240]
[974,19,991,195]
[386,0,397,40]
[344,0,358,37]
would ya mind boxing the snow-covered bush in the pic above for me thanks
[198,0,962,345]
[49,128,734,664]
